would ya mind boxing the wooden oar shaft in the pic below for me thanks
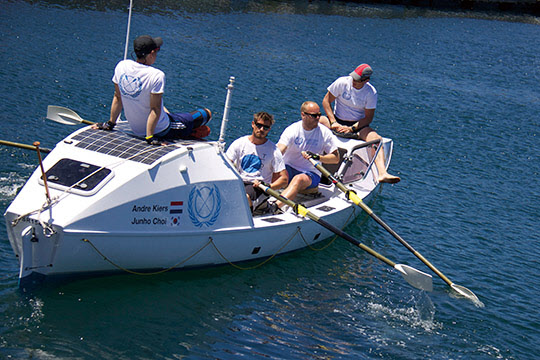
[356,196,453,286]
[313,159,455,287]
[33,141,51,203]
[0,140,52,153]
[260,185,397,269]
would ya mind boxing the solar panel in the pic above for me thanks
[68,125,180,165]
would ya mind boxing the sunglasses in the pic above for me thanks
[254,122,271,130]
[303,112,321,118]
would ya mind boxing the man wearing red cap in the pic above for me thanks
[321,64,400,184]
[93,35,212,144]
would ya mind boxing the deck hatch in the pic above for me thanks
[44,158,112,192]
[316,206,335,212]
[261,217,284,223]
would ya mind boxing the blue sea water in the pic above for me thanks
[1,0,539,359]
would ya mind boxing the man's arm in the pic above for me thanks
[146,93,163,138]
[303,149,340,164]
[92,84,122,131]
[352,108,375,132]
[322,149,340,164]
[323,91,352,133]
[277,143,287,155]
[109,84,123,124]
[270,169,289,190]
[322,91,337,125]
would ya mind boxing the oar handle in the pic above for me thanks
[1,140,52,153]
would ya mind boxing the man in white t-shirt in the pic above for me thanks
[93,35,212,144]
[321,64,400,184]
[226,112,288,211]
[275,101,340,210]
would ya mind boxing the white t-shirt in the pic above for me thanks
[278,121,339,175]
[327,76,377,122]
[112,59,170,136]
[226,136,286,183]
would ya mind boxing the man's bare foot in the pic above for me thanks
[378,173,401,184]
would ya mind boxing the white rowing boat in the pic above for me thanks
[3,3,481,301]
[3,86,396,287]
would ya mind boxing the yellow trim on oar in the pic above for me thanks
[296,204,310,218]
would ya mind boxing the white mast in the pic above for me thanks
[219,76,235,147]
[123,0,134,60]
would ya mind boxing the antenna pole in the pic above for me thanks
[123,0,134,60]
[219,76,235,146]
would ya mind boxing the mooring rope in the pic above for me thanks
[79,184,385,276]
[81,237,212,276]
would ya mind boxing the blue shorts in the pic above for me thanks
[285,165,321,189]
[156,108,211,139]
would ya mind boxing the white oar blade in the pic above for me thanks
[450,283,483,306]
[47,105,84,125]
[395,264,433,292]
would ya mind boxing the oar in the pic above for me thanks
[257,183,433,292]
[0,139,52,153]
[307,156,479,302]
[33,141,52,204]
[46,105,94,125]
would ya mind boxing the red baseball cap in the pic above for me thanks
[350,64,373,81]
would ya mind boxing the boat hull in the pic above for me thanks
[4,125,391,286]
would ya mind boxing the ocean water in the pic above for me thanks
[1,0,539,359]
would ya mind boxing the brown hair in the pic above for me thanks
[253,112,275,125]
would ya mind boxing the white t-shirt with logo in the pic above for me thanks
[226,136,286,183]
[278,121,338,175]
[113,59,169,136]
[327,76,377,122]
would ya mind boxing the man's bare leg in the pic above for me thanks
[362,129,401,184]
[276,174,312,209]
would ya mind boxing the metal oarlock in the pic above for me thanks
[219,76,235,146]
[33,141,51,204]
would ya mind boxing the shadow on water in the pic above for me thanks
[24,0,540,23]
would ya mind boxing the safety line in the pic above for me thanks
[81,237,212,276]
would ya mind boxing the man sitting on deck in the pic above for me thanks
[93,35,212,144]
[320,63,400,184]
[274,101,340,212]
[226,112,288,212]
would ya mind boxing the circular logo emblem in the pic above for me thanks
[118,74,142,98]
[188,184,221,228]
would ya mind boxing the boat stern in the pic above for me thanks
[4,211,63,286]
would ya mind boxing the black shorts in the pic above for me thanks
[244,182,265,202]
[335,115,368,133]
